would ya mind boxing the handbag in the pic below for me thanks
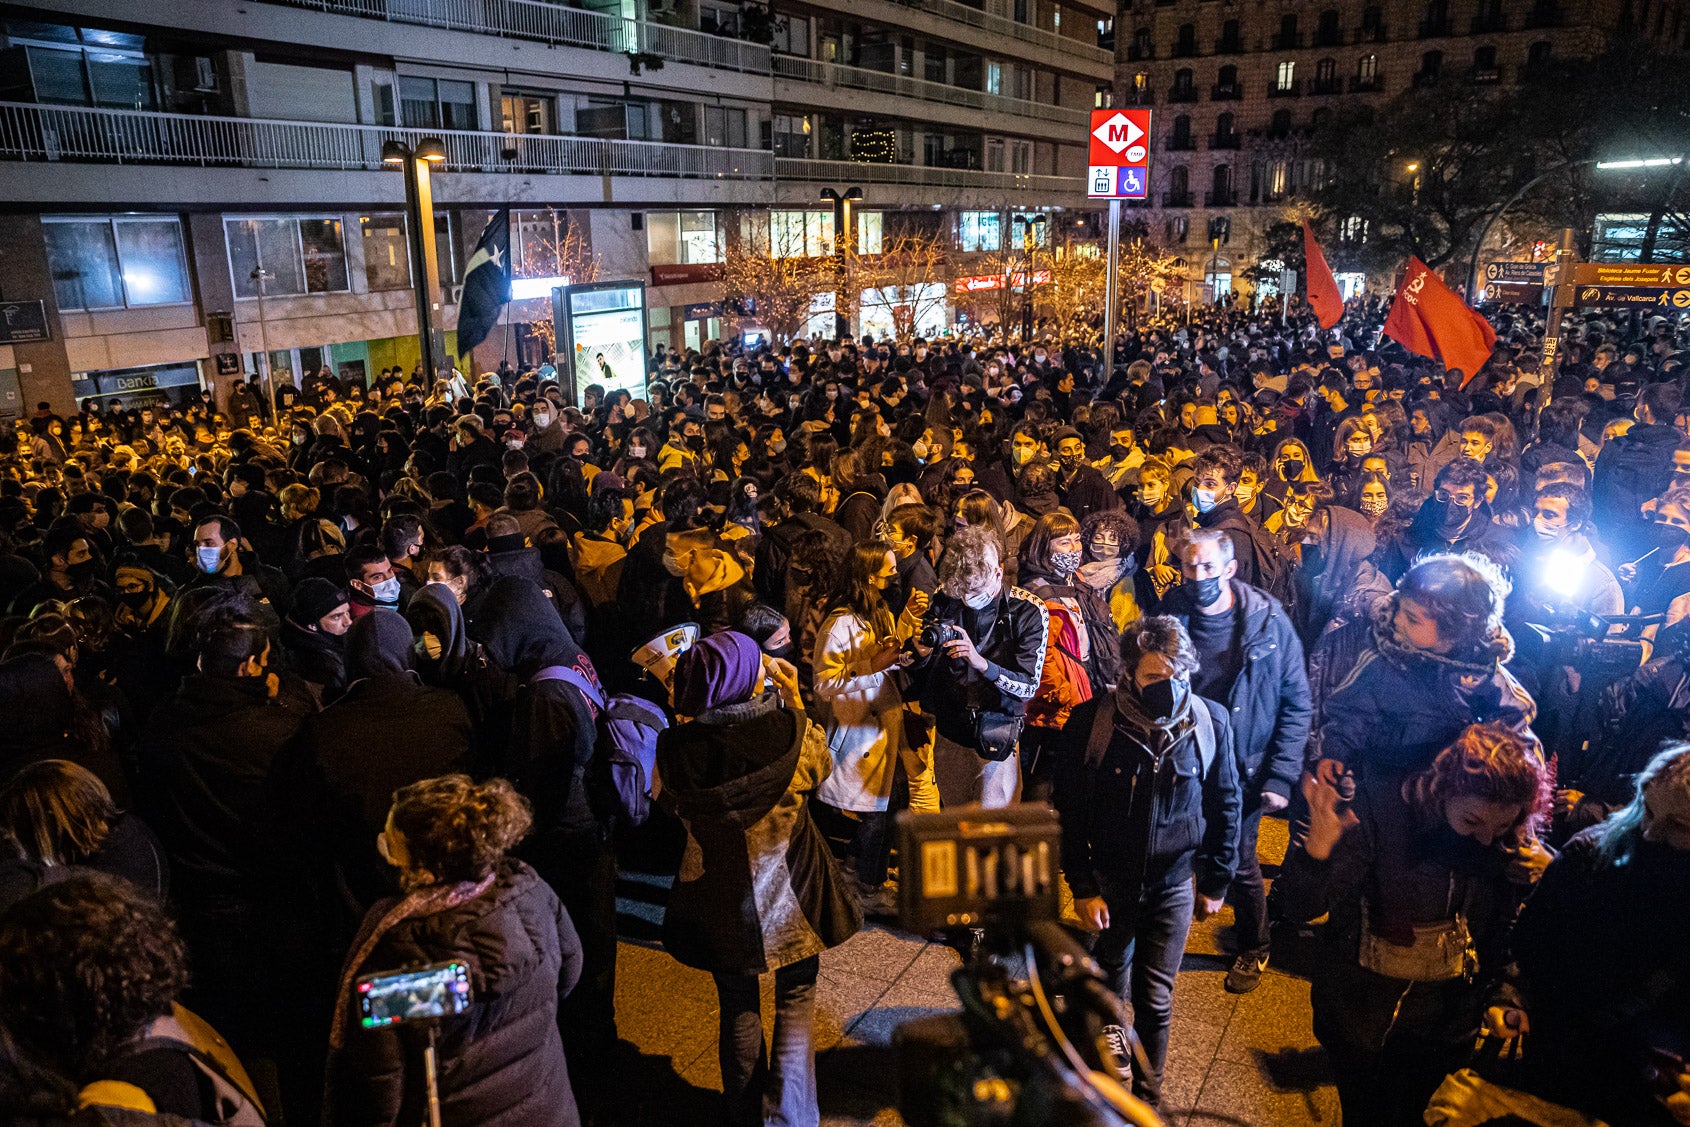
[970,707,1025,762]
[1357,898,1477,983]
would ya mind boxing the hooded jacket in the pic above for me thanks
[1594,419,1682,563]
[1376,497,1515,584]
[281,618,347,707]
[1055,688,1241,903]
[283,611,474,911]
[0,653,75,781]
[481,536,586,646]
[656,696,859,975]
[1161,579,1311,802]
[1289,504,1390,647]
[473,578,601,837]
[1316,606,1539,779]
[325,860,583,1127]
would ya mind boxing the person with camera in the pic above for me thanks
[1489,743,1690,1127]
[654,632,860,1127]
[907,524,1048,809]
[1280,723,1551,1127]
[325,774,583,1127]
[1160,526,1311,994]
[1054,615,1241,1110]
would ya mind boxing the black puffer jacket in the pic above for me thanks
[326,861,583,1127]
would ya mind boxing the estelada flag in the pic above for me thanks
[1302,221,1344,329]
[1382,256,1498,387]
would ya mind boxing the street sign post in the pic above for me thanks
[1088,108,1152,382]
[1537,229,1577,426]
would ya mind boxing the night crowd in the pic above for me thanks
[1,299,1688,1127]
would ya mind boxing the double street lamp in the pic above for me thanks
[382,137,448,384]
[820,186,863,340]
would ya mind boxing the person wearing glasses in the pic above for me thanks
[1375,457,1514,585]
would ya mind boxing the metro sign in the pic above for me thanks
[1089,110,1151,165]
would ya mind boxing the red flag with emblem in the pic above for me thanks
[1302,221,1344,329]
[1382,256,1498,387]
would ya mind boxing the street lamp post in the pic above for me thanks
[820,186,862,340]
[1013,213,1048,340]
[383,137,448,382]
[249,267,275,408]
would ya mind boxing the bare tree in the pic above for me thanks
[854,230,951,339]
[515,209,599,357]
[718,214,833,343]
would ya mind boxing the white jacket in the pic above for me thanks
[812,609,904,812]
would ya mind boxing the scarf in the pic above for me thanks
[328,871,497,1050]
[1076,558,1131,592]
[1089,680,1194,767]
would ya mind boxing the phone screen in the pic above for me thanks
[357,961,471,1028]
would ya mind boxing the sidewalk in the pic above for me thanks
[610,818,1338,1126]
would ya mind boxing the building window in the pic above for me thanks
[1271,108,1293,136]
[44,216,191,310]
[1419,49,1444,79]
[648,211,722,265]
[361,213,411,291]
[1207,216,1231,244]
[400,77,476,130]
[771,14,810,55]
[1172,68,1194,96]
[1316,58,1336,82]
[1171,114,1191,146]
[857,211,883,255]
[699,2,741,36]
[1169,165,1189,195]
[1009,140,1033,175]
[704,106,748,148]
[986,137,1006,172]
[985,62,1003,95]
[1341,215,1369,243]
[1094,85,1113,108]
[959,211,1002,252]
[1166,216,1189,242]
[1527,40,1553,65]
[1276,60,1296,90]
[500,90,553,135]
[772,113,812,158]
[770,210,834,257]
[225,215,349,298]
[1357,54,1378,81]
[20,27,158,110]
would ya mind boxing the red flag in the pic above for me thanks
[1302,221,1344,329]
[1382,257,1498,387]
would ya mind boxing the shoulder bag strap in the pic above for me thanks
[1084,695,1118,768]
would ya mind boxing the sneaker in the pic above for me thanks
[1225,951,1269,994]
[1100,1023,1134,1084]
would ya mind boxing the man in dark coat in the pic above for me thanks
[753,473,852,612]
[133,612,313,1115]
[1055,615,1241,1109]
[471,576,617,1117]
[1375,457,1514,583]
[1594,380,1684,563]
[1162,528,1311,993]
[1052,426,1122,523]
[282,610,473,913]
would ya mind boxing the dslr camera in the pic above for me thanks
[920,622,966,650]
[892,806,1162,1127]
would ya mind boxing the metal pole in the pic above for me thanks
[423,1024,443,1127]
[403,155,445,384]
[1466,159,1595,303]
[1535,226,1579,433]
[1103,198,1121,383]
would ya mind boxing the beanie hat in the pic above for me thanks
[292,577,348,626]
[672,630,763,716]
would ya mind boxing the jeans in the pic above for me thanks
[1226,805,1270,956]
[1089,867,1196,1108]
[712,955,821,1127]
[933,731,1022,809]
[852,810,891,886]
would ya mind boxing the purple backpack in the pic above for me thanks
[532,664,669,829]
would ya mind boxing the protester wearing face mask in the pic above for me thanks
[1268,439,1318,499]
[906,526,1048,808]
[978,422,1048,503]
[1050,426,1121,522]
[813,542,928,914]
[1054,615,1240,1110]
[184,515,291,621]
[1377,457,1511,584]
[1161,528,1310,993]
[1281,724,1551,1127]
[1184,446,1282,597]
[1018,512,1125,802]
[281,576,352,705]
[344,545,405,620]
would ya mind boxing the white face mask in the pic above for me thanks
[963,588,996,609]
[628,445,646,459]
[1533,517,1564,542]
[372,576,401,604]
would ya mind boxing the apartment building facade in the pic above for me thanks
[0,0,1114,417]
[1114,0,1682,298]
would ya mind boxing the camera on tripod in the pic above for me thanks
[891,806,1162,1127]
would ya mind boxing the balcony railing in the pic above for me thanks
[1171,39,1198,57]
[1470,65,1502,83]
[1309,77,1343,94]
[1209,132,1242,149]
[1163,190,1193,207]
[1206,189,1237,207]
[1272,31,1303,48]
[776,157,1076,194]
[773,56,1086,125]
[1350,73,1384,91]
[874,0,1112,66]
[1214,35,1243,53]
[1166,85,1199,103]
[1523,4,1561,26]
[1268,79,1302,96]
[265,0,771,73]
[1210,82,1242,100]
[1470,13,1507,31]
[1166,134,1196,151]
[0,101,773,179]
[1418,18,1451,37]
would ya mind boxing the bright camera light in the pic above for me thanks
[1543,548,1585,599]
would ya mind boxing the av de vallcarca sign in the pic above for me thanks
[1087,109,1152,200]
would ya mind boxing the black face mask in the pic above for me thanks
[1282,458,1304,480]
[686,434,705,452]
[118,587,152,609]
[1192,575,1224,607]
[67,559,96,584]
[1433,498,1476,538]
[1139,677,1184,719]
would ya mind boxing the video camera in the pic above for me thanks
[892,806,1163,1127]
[1516,607,1655,680]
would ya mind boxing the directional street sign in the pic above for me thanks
[1572,263,1690,287]
[1483,282,1547,304]
[1484,262,1549,284]
[1574,285,1690,309]
[1088,109,1152,200]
